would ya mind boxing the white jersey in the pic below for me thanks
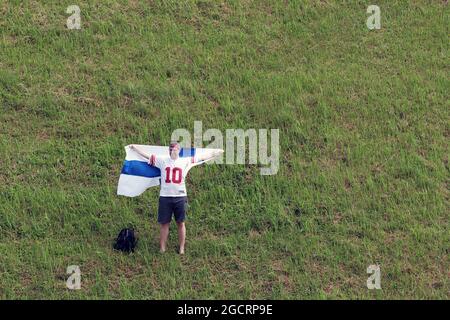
[150,155,195,197]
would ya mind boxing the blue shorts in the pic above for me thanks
[158,196,187,224]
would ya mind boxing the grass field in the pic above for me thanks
[0,0,448,299]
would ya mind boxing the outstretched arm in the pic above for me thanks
[130,145,151,161]
[196,149,224,162]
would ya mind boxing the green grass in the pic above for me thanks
[0,0,448,299]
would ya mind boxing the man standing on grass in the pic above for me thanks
[131,142,223,254]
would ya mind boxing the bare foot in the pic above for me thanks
[160,248,166,254]
[178,248,185,255]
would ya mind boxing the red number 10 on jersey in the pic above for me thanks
[164,167,182,184]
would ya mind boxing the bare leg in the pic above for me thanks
[159,223,170,253]
[176,221,186,254]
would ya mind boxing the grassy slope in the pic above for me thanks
[0,0,448,299]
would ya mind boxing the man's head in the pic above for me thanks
[169,141,180,159]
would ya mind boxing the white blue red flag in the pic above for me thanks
[117,145,218,197]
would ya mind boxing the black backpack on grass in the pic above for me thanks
[113,228,137,253]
